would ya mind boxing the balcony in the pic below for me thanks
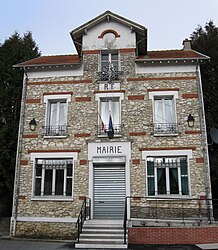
[97,124,122,137]
[97,69,122,83]
[43,125,67,137]
[153,123,179,136]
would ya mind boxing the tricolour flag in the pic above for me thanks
[98,113,104,130]
[108,114,113,132]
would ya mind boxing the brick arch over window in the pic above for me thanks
[98,29,120,39]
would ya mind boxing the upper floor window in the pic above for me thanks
[98,51,121,82]
[149,91,179,136]
[147,156,189,196]
[43,94,71,137]
[95,92,124,137]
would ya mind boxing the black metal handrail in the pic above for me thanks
[123,196,217,244]
[43,125,67,136]
[76,197,91,243]
[153,123,179,135]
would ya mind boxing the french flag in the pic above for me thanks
[98,113,104,130]
[108,114,113,132]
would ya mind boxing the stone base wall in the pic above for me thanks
[128,226,218,245]
[15,221,77,240]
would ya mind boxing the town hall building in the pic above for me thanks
[11,10,217,248]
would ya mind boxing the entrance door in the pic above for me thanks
[93,164,125,219]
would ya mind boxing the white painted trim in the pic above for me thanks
[142,149,193,197]
[43,94,71,103]
[30,152,78,200]
[95,92,124,101]
[16,216,77,223]
[88,141,131,219]
[142,149,193,159]
[148,90,179,99]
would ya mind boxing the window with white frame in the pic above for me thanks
[98,96,121,136]
[99,51,119,82]
[43,94,71,136]
[149,91,178,135]
[147,156,189,196]
[34,158,73,197]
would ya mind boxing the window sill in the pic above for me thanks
[31,196,73,201]
[97,134,122,138]
[43,135,68,139]
[146,195,191,201]
[153,133,179,137]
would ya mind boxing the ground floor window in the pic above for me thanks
[34,159,73,197]
[147,156,189,196]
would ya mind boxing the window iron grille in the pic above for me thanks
[153,123,179,135]
[43,125,67,136]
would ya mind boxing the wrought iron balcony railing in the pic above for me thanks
[97,70,123,82]
[97,124,122,137]
[43,125,67,136]
[153,123,179,135]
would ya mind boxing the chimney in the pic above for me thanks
[183,38,192,50]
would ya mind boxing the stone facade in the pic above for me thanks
[11,11,211,240]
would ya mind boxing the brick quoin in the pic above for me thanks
[23,134,38,138]
[20,160,28,165]
[80,160,87,165]
[74,133,91,137]
[129,132,146,136]
[196,157,204,163]
[18,195,26,200]
[132,159,140,165]
[128,227,218,245]
[25,99,41,104]
[182,93,198,98]
[75,97,91,102]
[128,95,144,100]
[185,130,201,134]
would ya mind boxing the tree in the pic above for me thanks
[191,21,218,202]
[0,32,40,215]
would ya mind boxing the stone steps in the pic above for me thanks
[75,219,127,249]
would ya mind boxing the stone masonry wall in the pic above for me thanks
[14,50,211,238]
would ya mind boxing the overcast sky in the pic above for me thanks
[1,0,218,55]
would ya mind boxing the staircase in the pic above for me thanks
[75,219,127,249]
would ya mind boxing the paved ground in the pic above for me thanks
[1,237,218,250]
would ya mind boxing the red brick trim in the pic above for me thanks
[43,91,73,96]
[18,195,26,200]
[139,146,196,151]
[94,90,126,94]
[185,130,201,134]
[128,95,144,100]
[132,159,140,165]
[196,157,204,163]
[98,29,120,38]
[28,149,80,153]
[23,134,39,138]
[25,98,41,104]
[129,132,146,136]
[28,80,92,85]
[147,88,180,92]
[127,76,196,82]
[74,133,91,137]
[119,48,135,53]
[75,97,91,102]
[79,196,86,200]
[128,227,218,245]
[83,50,100,55]
[182,93,198,98]
[80,160,87,165]
[20,160,28,165]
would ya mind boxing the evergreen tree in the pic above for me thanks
[191,21,218,201]
[0,32,40,215]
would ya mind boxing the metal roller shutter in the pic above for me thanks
[93,164,126,219]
